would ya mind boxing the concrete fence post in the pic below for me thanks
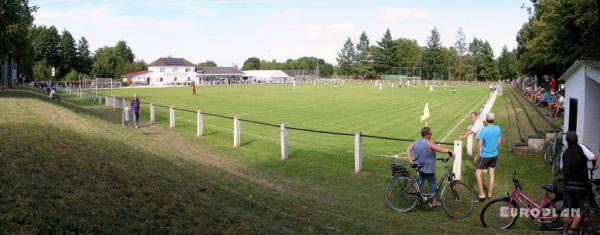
[355,131,362,173]
[233,116,240,147]
[280,124,288,160]
[452,140,463,180]
[150,103,155,122]
[197,110,203,137]
[104,95,109,106]
[122,97,125,110]
[112,97,117,109]
[169,106,175,128]
[466,125,473,157]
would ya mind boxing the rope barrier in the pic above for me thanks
[134,101,454,143]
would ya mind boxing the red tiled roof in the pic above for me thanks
[121,71,151,78]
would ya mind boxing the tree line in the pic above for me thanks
[336,28,517,81]
[242,57,334,78]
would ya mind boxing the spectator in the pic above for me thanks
[49,88,61,102]
[560,131,597,234]
[475,113,501,202]
[550,75,557,92]
[537,89,551,107]
[192,82,196,96]
[405,127,452,207]
[459,112,484,143]
[131,94,140,128]
[551,92,565,118]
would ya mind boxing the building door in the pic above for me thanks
[568,98,578,132]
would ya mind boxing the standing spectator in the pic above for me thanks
[475,113,501,202]
[459,112,484,144]
[550,75,557,92]
[192,82,197,96]
[131,94,141,128]
[560,131,597,234]
[405,127,452,207]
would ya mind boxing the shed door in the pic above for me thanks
[568,98,578,132]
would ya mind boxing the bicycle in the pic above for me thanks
[480,171,563,230]
[544,131,565,175]
[565,167,600,234]
[384,153,475,219]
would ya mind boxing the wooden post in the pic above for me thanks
[197,110,203,136]
[280,124,288,160]
[355,132,362,173]
[233,116,240,147]
[452,140,463,180]
[150,103,155,122]
[169,106,175,128]
[466,125,473,156]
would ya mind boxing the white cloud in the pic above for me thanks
[280,9,301,18]
[327,22,355,30]
[378,7,429,21]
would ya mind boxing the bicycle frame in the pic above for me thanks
[412,159,454,203]
[507,187,557,222]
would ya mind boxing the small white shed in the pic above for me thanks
[559,60,600,157]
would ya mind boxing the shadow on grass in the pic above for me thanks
[0,122,309,234]
[0,88,122,124]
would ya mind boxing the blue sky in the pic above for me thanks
[32,0,532,66]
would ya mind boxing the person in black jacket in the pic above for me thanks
[561,131,597,234]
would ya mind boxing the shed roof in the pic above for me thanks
[149,57,195,67]
[199,67,244,75]
[559,60,600,83]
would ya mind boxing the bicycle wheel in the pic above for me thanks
[441,180,474,219]
[544,141,554,165]
[541,198,564,231]
[384,176,419,212]
[480,197,519,229]
[552,153,561,176]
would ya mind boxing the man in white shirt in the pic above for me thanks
[460,112,484,162]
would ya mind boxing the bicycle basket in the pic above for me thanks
[391,163,411,177]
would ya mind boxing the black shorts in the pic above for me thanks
[563,185,587,212]
[477,157,497,169]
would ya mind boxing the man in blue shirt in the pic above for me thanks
[537,90,551,107]
[475,113,501,202]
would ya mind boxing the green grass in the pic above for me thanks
[0,85,559,233]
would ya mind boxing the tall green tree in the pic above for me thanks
[0,0,37,78]
[76,37,92,74]
[336,37,356,76]
[32,25,62,69]
[496,45,518,80]
[422,27,447,80]
[516,0,600,75]
[114,40,134,63]
[373,29,395,74]
[454,28,468,80]
[355,31,374,77]
[242,57,260,70]
[393,38,422,68]
[468,38,497,81]
[60,29,77,76]
[32,59,51,81]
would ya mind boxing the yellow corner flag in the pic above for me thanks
[420,102,430,124]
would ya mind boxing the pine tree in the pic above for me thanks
[76,37,92,74]
[374,29,395,74]
[422,27,446,79]
[336,37,356,76]
[60,30,77,76]
[454,28,468,80]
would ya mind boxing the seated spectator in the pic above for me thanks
[49,88,62,102]
[551,92,565,118]
[548,92,558,112]
[537,90,551,107]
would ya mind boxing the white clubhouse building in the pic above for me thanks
[147,57,197,85]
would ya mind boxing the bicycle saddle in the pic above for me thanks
[541,184,556,193]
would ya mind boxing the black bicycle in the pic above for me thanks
[544,131,564,175]
[384,153,474,219]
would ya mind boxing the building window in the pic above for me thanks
[160,67,165,72]
[160,77,163,82]
[173,68,178,73]
[174,77,177,82]
[185,68,190,72]
[187,77,191,81]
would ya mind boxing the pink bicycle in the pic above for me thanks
[480,171,563,231]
